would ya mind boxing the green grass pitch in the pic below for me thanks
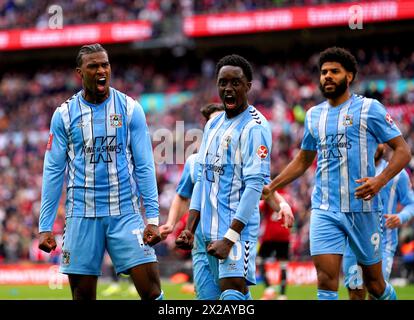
[1,281,413,300]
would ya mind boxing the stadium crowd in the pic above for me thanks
[0,0,385,30]
[0,46,414,280]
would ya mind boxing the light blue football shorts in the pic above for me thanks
[343,227,397,289]
[60,213,157,276]
[310,208,382,266]
[204,240,257,287]
[192,230,221,300]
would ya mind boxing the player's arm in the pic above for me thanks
[175,162,202,250]
[356,136,410,200]
[159,194,190,240]
[208,124,271,259]
[38,110,68,253]
[265,110,317,197]
[160,157,194,239]
[175,183,201,250]
[265,191,294,228]
[264,149,316,197]
[355,102,410,200]
[176,126,209,250]
[130,102,160,246]
[385,170,414,229]
[207,175,263,259]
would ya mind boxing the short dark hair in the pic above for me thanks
[76,43,108,67]
[215,54,253,82]
[200,103,224,121]
[319,47,358,83]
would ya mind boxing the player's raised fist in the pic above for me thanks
[143,224,162,246]
[175,229,194,250]
[38,232,57,253]
[207,239,233,259]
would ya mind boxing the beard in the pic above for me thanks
[319,77,348,99]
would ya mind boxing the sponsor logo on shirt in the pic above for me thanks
[82,136,122,164]
[320,134,352,159]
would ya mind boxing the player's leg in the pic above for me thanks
[129,262,162,300]
[107,213,162,300]
[345,211,396,300]
[219,277,249,300]
[310,209,345,300]
[193,240,221,300]
[275,241,289,299]
[216,240,257,300]
[257,241,277,299]
[68,275,98,300]
[342,239,366,300]
[382,227,398,282]
[312,254,342,294]
[359,261,389,298]
[60,217,106,300]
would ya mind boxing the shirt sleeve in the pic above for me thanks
[234,123,271,225]
[176,158,194,199]
[241,123,272,180]
[233,176,264,225]
[39,110,68,232]
[189,121,211,213]
[396,169,414,224]
[129,102,159,219]
[301,109,317,151]
[367,100,402,143]
[189,180,202,212]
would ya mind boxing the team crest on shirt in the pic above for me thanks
[343,114,353,127]
[62,250,70,265]
[385,113,394,126]
[256,145,268,159]
[110,114,122,128]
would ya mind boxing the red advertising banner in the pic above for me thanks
[0,264,68,285]
[264,261,317,285]
[0,21,152,51]
[184,0,414,37]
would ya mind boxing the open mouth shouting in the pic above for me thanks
[96,77,107,93]
[224,94,237,109]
